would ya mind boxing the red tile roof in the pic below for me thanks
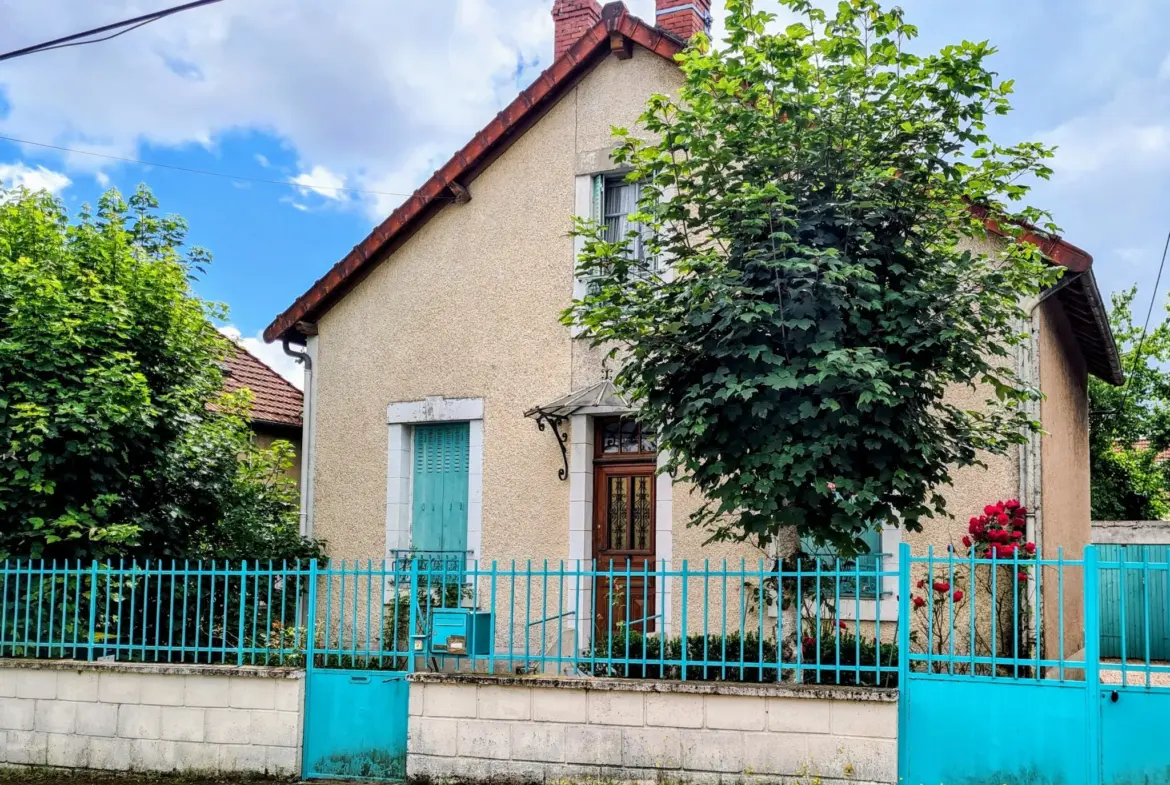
[262,1,1122,388]
[222,341,303,428]
[263,2,683,344]
[1132,440,1170,463]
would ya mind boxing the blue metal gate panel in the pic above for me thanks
[902,675,1089,785]
[302,669,409,781]
[1100,686,1170,785]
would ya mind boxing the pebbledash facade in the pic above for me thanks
[264,0,1122,648]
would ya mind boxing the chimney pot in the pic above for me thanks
[552,0,603,60]
[655,0,711,40]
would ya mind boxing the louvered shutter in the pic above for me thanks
[411,423,470,555]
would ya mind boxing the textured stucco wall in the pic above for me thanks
[1039,296,1090,656]
[0,661,302,775]
[407,674,897,785]
[310,48,686,567]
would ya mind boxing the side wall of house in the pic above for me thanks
[254,429,302,487]
[1039,296,1091,656]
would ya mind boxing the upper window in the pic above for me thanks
[593,174,656,273]
[595,417,657,459]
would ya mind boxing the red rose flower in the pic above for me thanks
[997,513,1010,525]
[1017,507,1028,517]
[1018,571,1028,582]
[1012,530,1024,540]
[1024,542,1036,554]
[916,579,926,589]
[838,620,849,630]
[962,536,972,547]
[803,636,816,647]
[933,581,950,592]
[953,590,964,602]
[984,505,997,516]
[913,596,926,608]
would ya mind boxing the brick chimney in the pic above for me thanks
[656,0,711,39]
[552,0,603,60]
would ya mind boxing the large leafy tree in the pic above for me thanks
[1089,289,1170,521]
[0,185,321,562]
[565,0,1059,552]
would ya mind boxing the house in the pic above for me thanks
[221,339,304,488]
[263,0,1121,655]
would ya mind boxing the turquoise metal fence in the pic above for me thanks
[0,553,896,684]
[0,559,310,665]
[898,543,1170,785]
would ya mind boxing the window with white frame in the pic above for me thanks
[593,173,657,274]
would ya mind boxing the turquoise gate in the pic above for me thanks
[299,557,420,781]
[898,544,1170,785]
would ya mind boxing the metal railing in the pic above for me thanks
[0,555,899,684]
[902,543,1170,688]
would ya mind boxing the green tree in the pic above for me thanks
[565,0,1059,552]
[0,185,322,562]
[1089,288,1170,520]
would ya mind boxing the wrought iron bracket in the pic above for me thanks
[533,412,571,481]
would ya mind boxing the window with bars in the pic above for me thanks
[592,173,656,273]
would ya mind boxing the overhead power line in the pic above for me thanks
[0,0,226,64]
[0,135,434,200]
[1111,228,1170,425]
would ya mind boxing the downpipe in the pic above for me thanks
[282,337,314,540]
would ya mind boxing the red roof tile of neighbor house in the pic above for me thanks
[222,341,303,428]
[262,0,1123,387]
[1132,440,1170,463]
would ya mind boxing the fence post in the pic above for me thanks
[1084,545,1102,784]
[237,560,248,666]
[87,561,99,662]
[408,557,420,674]
[896,541,911,783]
[305,560,319,673]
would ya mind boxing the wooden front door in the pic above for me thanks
[593,418,657,636]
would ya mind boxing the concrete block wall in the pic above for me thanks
[0,661,302,776]
[408,674,898,784]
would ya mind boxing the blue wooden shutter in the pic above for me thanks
[799,529,882,599]
[411,423,470,554]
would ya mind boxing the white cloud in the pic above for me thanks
[218,326,305,390]
[94,171,109,187]
[290,164,347,201]
[0,0,558,222]
[254,153,270,168]
[0,162,71,194]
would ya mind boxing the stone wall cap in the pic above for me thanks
[407,671,897,702]
[0,658,305,679]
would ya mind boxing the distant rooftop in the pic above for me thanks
[221,341,303,428]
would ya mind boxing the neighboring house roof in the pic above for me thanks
[1132,440,1170,463]
[262,0,1123,388]
[221,341,303,429]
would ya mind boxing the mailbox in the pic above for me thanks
[429,609,494,656]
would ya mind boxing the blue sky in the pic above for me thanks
[1,0,1168,384]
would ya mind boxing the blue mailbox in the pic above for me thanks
[429,609,494,657]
